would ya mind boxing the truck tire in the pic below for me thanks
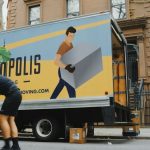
[32,116,60,141]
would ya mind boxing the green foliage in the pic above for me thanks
[0,46,11,63]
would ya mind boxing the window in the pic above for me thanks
[29,5,40,25]
[111,0,126,19]
[67,0,79,17]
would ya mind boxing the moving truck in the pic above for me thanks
[0,12,142,141]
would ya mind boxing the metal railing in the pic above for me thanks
[136,79,144,110]
[142,82,150,126]
[129,79,144,110]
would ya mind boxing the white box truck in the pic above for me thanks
[0,12,142,141]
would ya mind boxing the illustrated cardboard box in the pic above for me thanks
[69,128,86,144]
[60,43,103,88]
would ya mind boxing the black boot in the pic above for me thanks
[10,138,21,150]
[0,138,11,150]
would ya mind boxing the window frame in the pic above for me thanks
[28,4,41,25]
[66,0,80,18]
[111,0,127,20]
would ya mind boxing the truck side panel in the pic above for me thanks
[0,13,113,101]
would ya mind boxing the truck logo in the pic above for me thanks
[0,54,41,77]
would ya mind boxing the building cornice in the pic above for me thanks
[117,17,148,30]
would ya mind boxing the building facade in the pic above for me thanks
[0,0,3,30]
[7,0,150,125]
[7,0,110,28]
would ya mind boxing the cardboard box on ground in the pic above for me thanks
[69,128,86,144]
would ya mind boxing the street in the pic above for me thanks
[1,127,150,150]
[0,138,150,150]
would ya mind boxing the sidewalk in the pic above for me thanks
[93,128,150,139]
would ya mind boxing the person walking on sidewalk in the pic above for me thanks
[50,26,76,99]
[0,75,22,150]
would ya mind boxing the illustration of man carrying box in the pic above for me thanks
[50,26,77,99]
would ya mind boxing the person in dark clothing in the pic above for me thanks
[50,26,76,99]
[0,75,22,150]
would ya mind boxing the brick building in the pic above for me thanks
[0,0,3,30]
[7,0,150,125]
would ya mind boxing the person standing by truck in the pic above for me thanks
[0,75,22,150]
[50,26,76,99]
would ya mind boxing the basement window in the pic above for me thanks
[111,0,126,19]
[29,5,40,25]
[67,0,79,17]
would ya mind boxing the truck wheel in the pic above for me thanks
[32,117,60,141]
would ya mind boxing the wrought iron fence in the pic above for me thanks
[143,81,150,126]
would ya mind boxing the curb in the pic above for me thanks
[87,136,150,140]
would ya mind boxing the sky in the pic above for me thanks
[2,0,8,29]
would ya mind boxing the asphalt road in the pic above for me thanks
[1,128,150,150]
[0,138,150,150]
